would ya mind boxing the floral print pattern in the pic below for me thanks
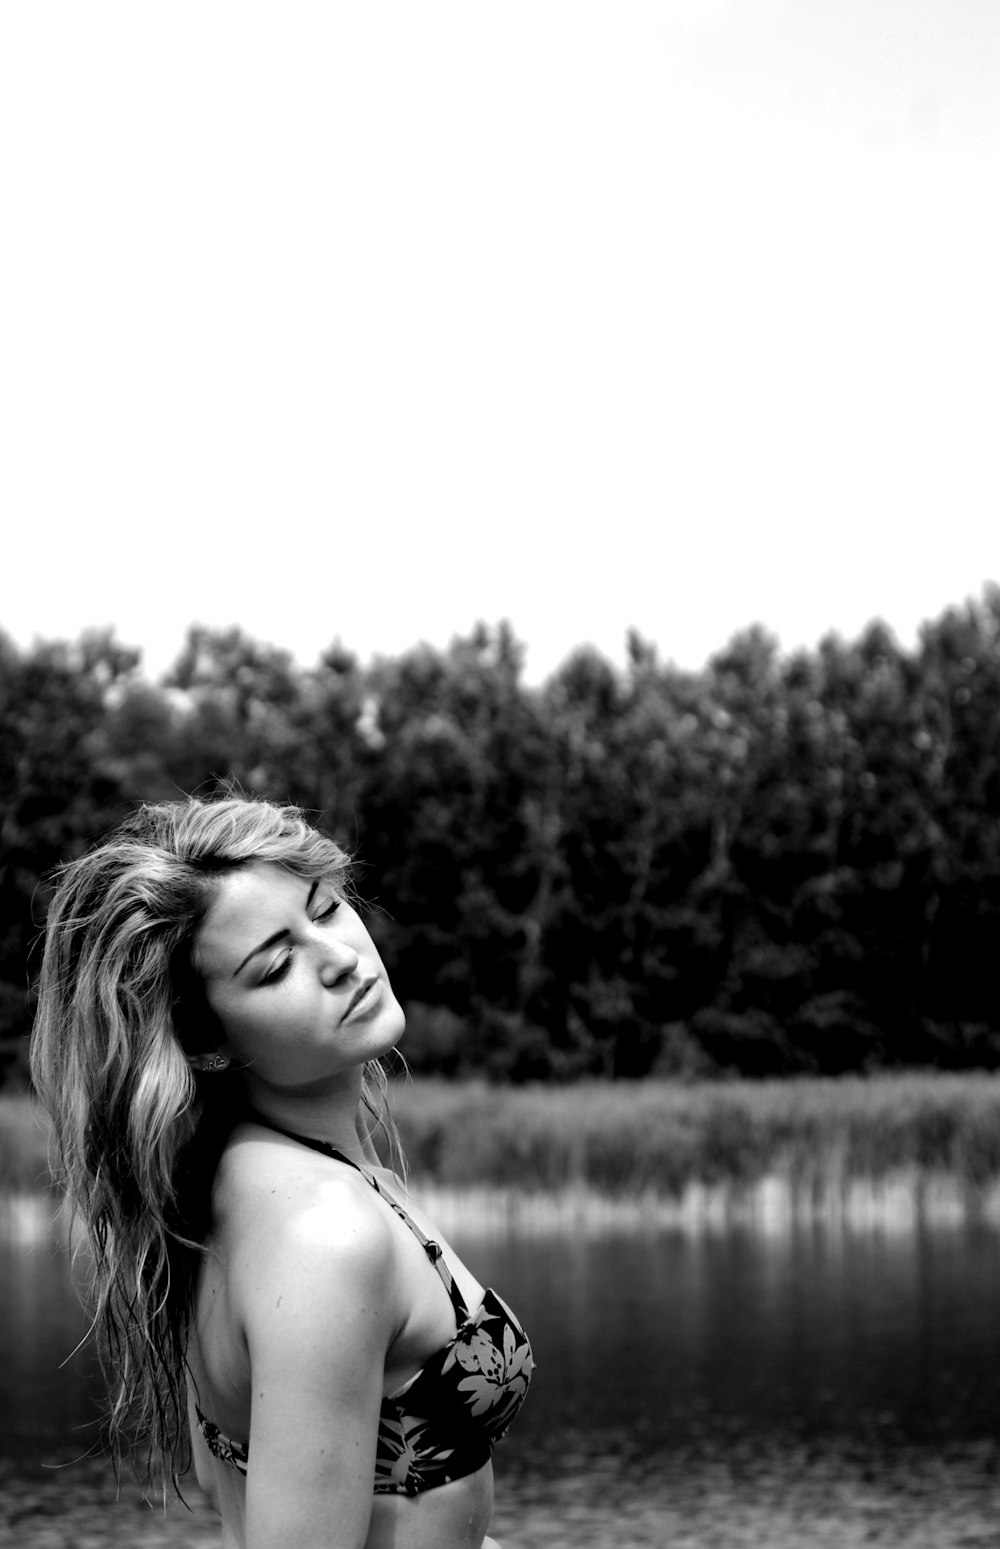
[196,1409,249,1475]
[445,1296,535,1430]
[196,1124,533,1499]
[374,1289,535,1496]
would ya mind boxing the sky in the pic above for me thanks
[2,0,998,685]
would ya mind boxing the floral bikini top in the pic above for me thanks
[195,1120,534,1497]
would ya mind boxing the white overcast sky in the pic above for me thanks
[2,0,998,683]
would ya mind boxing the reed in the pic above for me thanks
[4,1073,1000,1203]
[386,1071,1000,1197]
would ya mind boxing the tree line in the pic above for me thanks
[2,589,1000,1084]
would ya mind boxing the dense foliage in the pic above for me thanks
[3,591,1000,1084]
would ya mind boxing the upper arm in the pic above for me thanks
[237,1184,398,1549]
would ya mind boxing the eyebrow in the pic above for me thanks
[232,881,319,977]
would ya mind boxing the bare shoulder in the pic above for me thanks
[200,1133,399,1546]
[213,1127,399,1335]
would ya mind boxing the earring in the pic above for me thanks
[200,1053,230,1073]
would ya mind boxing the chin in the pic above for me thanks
[384,998,407,1045]
[371,988,405,1050]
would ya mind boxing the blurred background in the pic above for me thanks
[2,1,1000,1545]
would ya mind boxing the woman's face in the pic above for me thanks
[193,862,405,1093]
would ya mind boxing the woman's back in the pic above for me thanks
[30,795,531,1549]
[187,1118,518,1549]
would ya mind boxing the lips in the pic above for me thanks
[344,977,379,1021]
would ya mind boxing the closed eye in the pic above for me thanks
[259,954,291,987]
[257,897,341,986]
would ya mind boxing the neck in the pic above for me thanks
[238,1068,373,1167]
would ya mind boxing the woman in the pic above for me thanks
[30,793,533,1549]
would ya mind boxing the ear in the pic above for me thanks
[188,1051,231,1074]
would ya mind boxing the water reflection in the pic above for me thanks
[470,1218,1000,1546]
[0,1196,104,1464]
[473,1222,1000,1455]
[3,1199,1000,1548]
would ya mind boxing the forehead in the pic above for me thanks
[194,863,311,978]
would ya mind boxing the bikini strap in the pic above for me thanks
[247,1114,469,1320]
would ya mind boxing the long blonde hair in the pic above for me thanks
[30,793,400,1491]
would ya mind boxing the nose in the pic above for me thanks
[315,927,359,985]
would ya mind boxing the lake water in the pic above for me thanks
[2,1194,999,1549]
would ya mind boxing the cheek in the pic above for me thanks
[203,983,235,1033]
[204,988,264,1052]
[217,990,314,1054]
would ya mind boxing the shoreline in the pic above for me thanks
[413,1167,1000,1237]
[6,1071,1000,1237]
[5,1169,1000,1248]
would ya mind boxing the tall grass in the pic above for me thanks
[386,1072,1000,1196]
[4,1074,1000,1204]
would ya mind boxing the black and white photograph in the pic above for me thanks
[2,4,999,1546]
